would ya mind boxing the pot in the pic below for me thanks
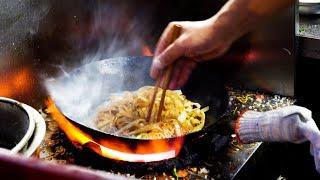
[0,97,45,156]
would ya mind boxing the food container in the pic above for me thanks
[0,97,45,156]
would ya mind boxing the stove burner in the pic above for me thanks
[47,125,230,176]
[81,135,229,175]
[39,88,295,179]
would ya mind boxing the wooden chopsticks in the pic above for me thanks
[146,24,182,122]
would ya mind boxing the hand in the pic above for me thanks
[150,17,238,89]
[236,106,320,173]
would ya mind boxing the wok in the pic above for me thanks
[46,56,229,159]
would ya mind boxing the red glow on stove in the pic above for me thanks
[142,45,153,56]
[244,51,258,63]
[86,141,178,162]
[45,98,184,162]
[0,67,34,98]
[45,98,92,146]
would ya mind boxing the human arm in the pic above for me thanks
[150,0,295,89]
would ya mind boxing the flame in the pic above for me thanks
[45,98,184,162]
[142,45,153,56]
[244,51,258,63]
[0,67,33,98]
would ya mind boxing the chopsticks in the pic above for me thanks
[146,24,182,122]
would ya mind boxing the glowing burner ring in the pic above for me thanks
[85,141,176,162]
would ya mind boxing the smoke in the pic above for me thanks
[45,1,155,127]
[68,1,154,65]
[46,57,153,128]
[45,62,106,126]
[0,0,50,54]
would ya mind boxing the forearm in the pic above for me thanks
[208,0,295,42]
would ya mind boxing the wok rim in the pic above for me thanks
[53,56,229,141]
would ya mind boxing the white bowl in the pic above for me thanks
[0,97,45,156]
[20,104,46,157]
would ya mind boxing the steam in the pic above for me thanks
[46,62,107,126]
[0,0,50,54]
[46,57,153,128]
[75,1,153,64]
[46,2,155,127]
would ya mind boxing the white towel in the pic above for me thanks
[237,105,320,173]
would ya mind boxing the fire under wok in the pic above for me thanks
[45,56,229,162]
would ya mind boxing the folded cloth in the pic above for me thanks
[236,105,320,173]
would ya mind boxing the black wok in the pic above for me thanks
[46,56,229,160]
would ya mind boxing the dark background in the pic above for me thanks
[1,0,317,179]
[0,0,294,106]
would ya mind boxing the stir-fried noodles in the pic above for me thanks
[94,86,208,139]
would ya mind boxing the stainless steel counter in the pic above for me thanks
[298,16,320,59]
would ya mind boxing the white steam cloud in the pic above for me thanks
[46,2,154,128]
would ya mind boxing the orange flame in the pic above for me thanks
[142,45,153,56]
[45,98,184,162]
[0,67,33,98]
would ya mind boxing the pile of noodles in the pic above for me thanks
[94,86,208,139]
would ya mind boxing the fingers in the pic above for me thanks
[168,59,196,89]
[157,42,186,68]
[168,60,183,89]
[150,40,185,79]
[150,59,161,79]
[155,22,181,56]
[174,68,192,88]
[176,60,196,88]
[192,45,230,62]
[151,22,186,79]
[150,19,232,79]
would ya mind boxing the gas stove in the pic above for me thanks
[36,88,294,179]
[0,1,296,179]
